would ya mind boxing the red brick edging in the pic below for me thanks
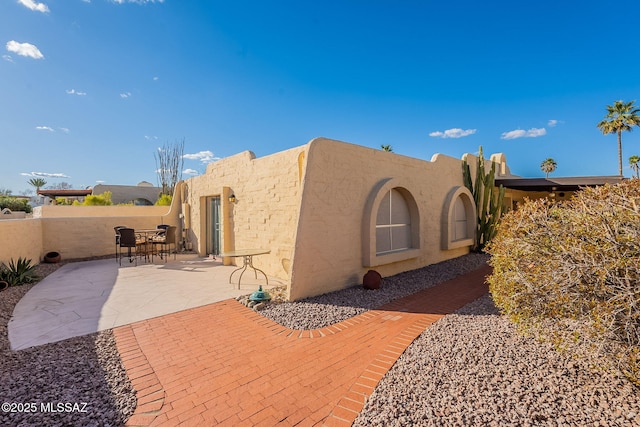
[113,326,166,427]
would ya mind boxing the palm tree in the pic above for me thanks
[597,100,640,176]
[540,158,557,178]
[380,144,393,152]
[630,155,640,179]
[28,178,47,193]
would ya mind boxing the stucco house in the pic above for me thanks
[180,137,515,301]
[92,182,162,205]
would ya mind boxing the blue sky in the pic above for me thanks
[2,0,640,194]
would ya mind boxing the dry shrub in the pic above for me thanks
[486,179,640,385]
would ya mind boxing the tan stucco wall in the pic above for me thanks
[34,205,170,218]
[184,146,304,282]
[184,137,503,300]
[0,202,181,265]
[0,219,42,265]
[288,138,475,300]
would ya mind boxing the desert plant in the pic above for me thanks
[486,179,640,385]
[155,194,172,206]
[0,196,32,213]
[0,258,39,286]
[462,146,505,252]
[56,197,74,205]
[155,138,184,196]
[81,191,113,206]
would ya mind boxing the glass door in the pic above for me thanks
[206,196,221,256]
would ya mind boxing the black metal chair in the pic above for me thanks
[151,225,177,261]
[114,226,126,262]
[117,228,143,266]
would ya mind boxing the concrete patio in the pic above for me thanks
[8,254,285,350]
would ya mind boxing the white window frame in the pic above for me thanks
[375,188,412,255]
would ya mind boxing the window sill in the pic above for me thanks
[444,238,474,250]
[365,248,421,267]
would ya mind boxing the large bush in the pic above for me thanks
[0,196,32,213]
[73,191,113,206]
[155,194,172,206]
[486,179,640,384]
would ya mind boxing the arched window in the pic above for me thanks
[376,189,412,255]
[441,186,475,250]
[363,179,420,267]
[452,197,468,241]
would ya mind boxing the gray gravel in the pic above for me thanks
[259,253,491,330]
[353,294,640,427]
[0,265,135,427]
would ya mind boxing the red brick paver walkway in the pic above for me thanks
[114,264,491,427]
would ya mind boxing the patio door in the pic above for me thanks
[206,196,221,256]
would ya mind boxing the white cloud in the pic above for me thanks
[2,54,14,62]
[6,40,44,59]
[145,135,158,140]
[500,127,547,140]
[429,128,477,139]
[120,92,132,98]
[66,89,87,96]
[183,168,199,175]
[59,127,70,133]
[548,119,558,127]
[18,0,49,13]
[21,171,70,178]
[36,126,54,132]
[183,150,219,164]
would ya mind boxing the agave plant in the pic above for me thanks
[0,257,39,286]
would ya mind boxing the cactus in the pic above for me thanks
[462,146,505,252]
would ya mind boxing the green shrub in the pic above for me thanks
[0,196,32,213]
[0,258,39,286]
[155,194,172,206]
[81,191,113,206]
[486,179,640,385]
[56,197,74,205]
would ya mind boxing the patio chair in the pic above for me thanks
[114,226,126,262]
[117,228,145,266]
[151,225,177,261]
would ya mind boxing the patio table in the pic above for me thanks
[219,249,270,289]
[135,229,164,262]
